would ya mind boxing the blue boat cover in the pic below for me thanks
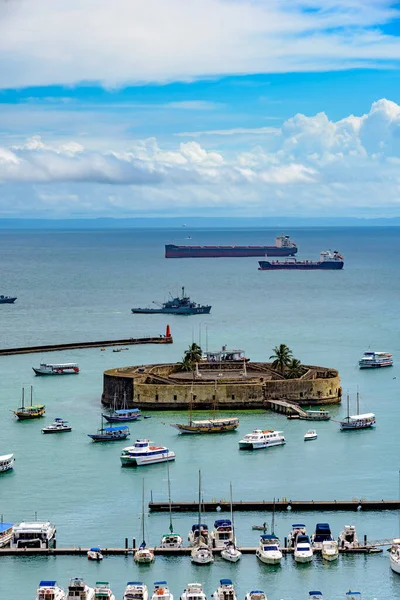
[127,582,144,586]
[309,593,322,596]
[214,519,232,527]
[292,523,305,528]
[297,534,310,543]
[250,592,264,595]
[90,547,101,552]
[346,594,361,598]
[115,409,140,414]
[315,523,331,531]
[191,524,207,531]
[261,534,278,541]
[262,546,278,551]
[220,579,233,585]
[39,581,56,587]
[154,582,168,585]
[104,425,129,432]
[0,522,14,533]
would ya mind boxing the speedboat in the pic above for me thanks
[35,581,66,600]
[390,539,400,574]
[161,532,183,548]
[124,582,149,600]
[309,593,323,600]
[42,418,72,434]
[338,525,359,549]
[33,362,79,376]
[134,541,155,563]
[321,539,339,561]
[221,540,242,562]
[0,453,15,473]
[211,518,235,548]
[0,294,16,304]
[67,578,95,600]
[87,547,103,560]
[304,429,317,441]
[180,583,207,600]
[188,523,212,547]
[245,592,267,600]
[0,522,14,547]
[311,523,333,549]
[294,534,313,563]
[212,579,237,600]
[239,429,285,450]
[151,582,173,600]
[93,582,115,600]
[287,524,307,548]
[255,534,282,565]
[191,543,214,564]
[120,439,175,466]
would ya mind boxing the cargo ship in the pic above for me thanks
[258,250,344,270]
[165,234,297,258]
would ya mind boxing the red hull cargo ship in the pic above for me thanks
[165,234,297,258]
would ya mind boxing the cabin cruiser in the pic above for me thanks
[67,578,95,600]
[151,582,173,600]
[256,534,282,565]
[188,523,212,547]
[345,593,362,600]
[304,429,317,441]
[294,534,313,563]
[11,521,56,548]
[0,453,14,473]
[36,581,66,600]
[120,439,175,466]
[87,547,103,560]
[311,523,333,549]
[0,522,13,547]
[308,593,323,600]
[42,418,72,434]
[211,519,235,548]
[134,541,155,563]
[33,362,80,376]
[191,543,214,564]
[93,582,115,600]
[161,532,183,548]
[287,524,307,548]
[123,582,149,600]
[245,592,267,600]
[213,579,237,600]
[180,583,207,600]
[321,540,339,561]
[390,539,400,574]
[338,525,360,549]
[221,540,242,562]
[239,429,285,450]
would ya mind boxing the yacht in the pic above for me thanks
[338,525,359,549]
[211,519,235,548]
[304,429,318,441]
[190,542,214,564]
[93,582,115,600]
[0,453,15,473]
[221,540,242,562]
[124,583,149,600]
[245,592,267,600]
[321,539,339,561]
[134,482,155,563]
[390,539,400,574]
[33,362,79,376]
[11,521,56,548]
[35,581,66,600]
[287,524,307,548]
[359,351,393,368]
[161,532,183,548]
[180,583,207,600]
[191,471,214,564]
[255,534,282,565]
[42,418,72,434]
[238,429,285,450]
[294,534,313,563]
[0,522,13,547]
[120,439,175,466]
[311,523,333,550]
[213,580,237,600]
[67,578,95,600]
[87,546,103,560]
[151,582,173,600]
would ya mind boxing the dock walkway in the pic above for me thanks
[265,399,308,418]
[149,499,400,512]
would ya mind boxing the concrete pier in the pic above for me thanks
[149,499,400,512]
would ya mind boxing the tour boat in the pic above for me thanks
[42,418,72,434]
[103,392,141,423]
[171,417,239,434]
[120,439,175,466]
[180,583,207,600]
[13,386,45,420]
[304,429,318,441]
[0,453,15,473]
[321,539,339,561]
[294,534,313,563]
[256,534,282,565]
[33,362,80,376]
[304,410,330,421]
[134,481,155,563]
[93,582,115,600]
[151,582,173,600]
[390,539,400,574]
[309,593,323,600]
[238,429,285,450]
[190,470,214,564]
[338,525,360,549]
[87,546,103,560]
[11,521,56,548]
[124,583,149,600]
[0,522,14,547]
[213,580,237,600]
[340,392,375,431]
[311,523,333,549]
[245,592,267,600]
[35,581,66,600]
[88,415,130,442]
[67,578,95,600]
[287,524,307,548]
[359,351,393,369]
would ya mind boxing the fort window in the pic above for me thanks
[193,395,197,400]
[155,394,159,401]
[231,394,235,400]
[212,395,216,401]
[173,394,177,401]
[300,392,304,398]
[317,391,321,398]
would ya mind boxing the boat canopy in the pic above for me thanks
[0,522,14,532]
[220,579,233,586]
[90,547,102,552]
[40,363,78,368]
[127,582,144,586]
[214,519,232,527]
[191,524,208,531]
[0,454,13,461]
[115,409,140,414]
[315,523,331,532]
[261,534,278,541]
[262,546,279,551]
[250,592,264,595]
[349,413,375,420]
[297,534,310,543]
[104,425,129,432]
[154,582,168,586]
[309,593,323,597]
[292,523,306,528]
[39,581,57,587]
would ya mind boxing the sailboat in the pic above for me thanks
[339,390,376,431]
[134,481,155,563]
[221,482,242,562]
[88,414,130,442]
[190,471,214,564]
[161,459,183,548]
[13,386,45,420]
[103,392,141,423]
[255,498,282,565]
[171,380,239,434]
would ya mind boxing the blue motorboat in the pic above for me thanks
[88,415,130,442]
[309,592,323,600]
[311,523,333,548]
[0,295,17,304]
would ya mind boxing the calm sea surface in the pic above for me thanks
[0,227,399,600]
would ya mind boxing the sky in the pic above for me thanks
[1,0,400,219]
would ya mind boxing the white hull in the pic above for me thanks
[191,546,213,564]
[221,547,242,562]
[161,535,183,548]
[256,550,281,565]
[134,548,155,563]
[87,551,103,561]
[36,585,66,600]
[321,550,338,561]
[391,555,400,574]
[294,552,313,563]
[0,454,14,473]
[239,440,285,450]
[121,451,175,466]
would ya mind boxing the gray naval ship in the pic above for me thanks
[132,287,211,315]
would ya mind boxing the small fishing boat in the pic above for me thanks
[134,481,155,563]
[33,362,79,376]
[161,459,183,548]
[120,439,175,466]
[87,546,103,560]
[103,392,141,423]
[252,523,268,531]
[0,454,15,473]
[245,592,267,600]
[190,470,213,564]
[13,386,45,420]
[93,582,115,600]
[304,429,318,441]
[287,524,307,548]
[340,391,375,431]
[321,539,339,561]
[238,429,285,450]
[151,582,173,600]
[311,523,333,549]
[0,522,14,547]
[308,592,323,600]
[256,534,282,565]
[88,415,130,442]
[67,578,95,600]
[0,295,16,304]
[294,534,313,563]
[35,580,66,600]
[124,582,148,600]
[338,525,359,549]
[212,579,237,600]
[42,418,72,434]
[180,583,207,600]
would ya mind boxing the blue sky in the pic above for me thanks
[1,0,400,218]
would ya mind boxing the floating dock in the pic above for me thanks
[149,499,400,512]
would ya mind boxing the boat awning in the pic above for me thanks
[261,534,279,541]
[0,454,13,461]
[104,425,129,432]
[90,547,102,552]
[40,581,57,587]
[115,409,140,414]
[292,524,305,528]
[349,413,375,420]
[191,524,207,531]
[220,579,233,585]
[0,522,14,532]
[214,519,232,527]
[127,582,144,586]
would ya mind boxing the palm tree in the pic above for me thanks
[184,343,202,364]
[285,358,304,379]
[178,356,194,372]
[269,344,293,373]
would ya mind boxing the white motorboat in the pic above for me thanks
[304,429,318,441]
[36,581,66,600]
[188,523,211,547]
[93,582,115,600]
[213,579,237,600]
[42,418,72,434]
[151,582,173,600]
[390,539,400,574]
[0,522,14,547]
[190,471,214,564]
[308,592,323,600]
[239,429,285,450]
[180,583,207,600]
[256,534,282,565]
[287,524,307,548]
[191,542,214,564]
[221,540,242,562]
[161,459,183,548]
[120,439,175,466]
[0,453,15,473]
[67,578,95,600]
[311,523,333,550]
[87,547,103,560]
[211,518,236,548]
[345,593,362,600]
[11,521,56,548]
[321,539,339,561]
[124,582,149,600]
[33,362,80,376]
[338,525,360,549]
[245,592,267,600]
[294,535,313,563]
[134,481,155,563]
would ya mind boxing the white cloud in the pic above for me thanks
[176,127,280,137]
[0,1,399,88]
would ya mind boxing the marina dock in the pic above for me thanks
[149,499,400,512]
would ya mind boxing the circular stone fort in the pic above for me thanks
[102,347,341,411]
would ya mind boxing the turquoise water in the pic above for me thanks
[0,227,399,600]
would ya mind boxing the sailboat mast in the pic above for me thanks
[167,459,173,534]
[271,497,276,535]
[356,388,360,415]
[22,387,24,409]
[347,392,350,421]
[30,385,33,406]
[142,479,145,544]
[198,470,201,529]
[230,482,234,534]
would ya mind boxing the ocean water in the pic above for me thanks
[0,226,399,600]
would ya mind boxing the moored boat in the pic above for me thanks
[220,482,242,562]
[132,287,211,315]
[161,459,183,548]
[191,542,214,564]
[211,519,235,548]
[93,582,115,600]
[124,582,149,600]
[294,534,313,563]
[256,534,282,565]
[245,592,267,600]
[345,593,362,600]
[42,418,72,434]
[11,521,56,548]
[134,481,155,564]
[339,392,375,431]
[67,578,95,600]
[120,439,175,466]
[103,392,141,423]
[33,362,79,376]
[151,582,173,600]
[288,524,307,548]
[180,583,207,600]
[212,579,237,600]
[390,539,400,574]
[304,429,318,441]
[359,351,393,369]
[221,540,242,562]
[35,580,66,600]
[338,525,359,549]
[0,522,14,547]
[0,295,17,304]
[309,593,323,600]
[0,453,15,473]
[87,546,103,560]
[188,523,211,548]
[258,250,344,270]
[171,417,239,434]
[88,415,130,442]
[311,523,333,550]
[13,386,45,420]
[166,234,297,258]
[190,470,213,564]
[239,429,285,450]
[304,410,330,421]
[321,539,339,561]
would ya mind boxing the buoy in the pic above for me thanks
[166,324,171,338]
